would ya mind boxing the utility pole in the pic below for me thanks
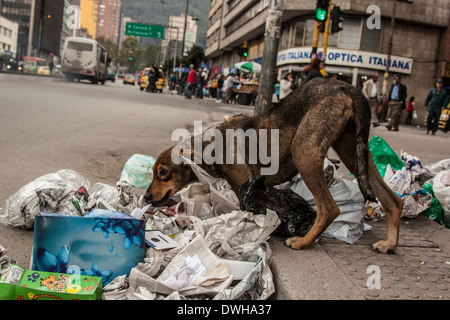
[383,0,397,95]
[180,0,189,78]
[255,0,284,116]
[27,0,37,57]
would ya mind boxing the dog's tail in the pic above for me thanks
[353,92,377,202]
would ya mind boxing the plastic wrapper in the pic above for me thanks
[239,176,316,237]
[119,154,156,189]
[0,169,91,229]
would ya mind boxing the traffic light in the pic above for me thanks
[315,0,329,22]
[129,56,133,61]
[238,46,248,58]
[331,6,344,33]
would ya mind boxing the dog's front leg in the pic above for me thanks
[285,189,340,249]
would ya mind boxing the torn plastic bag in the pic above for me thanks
[424,159,450,175]
[0,169,90,229]
[86,183,119,210]
[239,176,316,237]
[432,169,450,227]
[120,154,156,189]
[369,136,406,178]
[287,159,366,244]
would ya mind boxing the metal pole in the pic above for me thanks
[255,0,284,116]
[173,27,178,72]
[180,0,189,78]
[27,0,37,56]
[311,21,320,55]
[383,0,397,95]
[322,2,332,66]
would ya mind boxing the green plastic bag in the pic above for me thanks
[422,182,447,228]
[120,154,156,189]
[369,136,406,178]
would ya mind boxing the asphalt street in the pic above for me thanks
[0,73,251,267]
[1,73,449,300]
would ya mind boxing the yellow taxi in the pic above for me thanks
[123,73,136,85]
[37,66,51,76]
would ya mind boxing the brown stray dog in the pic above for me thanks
[144,78,404,254]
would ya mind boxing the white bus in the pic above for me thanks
[61,37,108,84]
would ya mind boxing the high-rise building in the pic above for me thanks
[0,15,19,59]
[96,0,121,43]
[80,0,98,39]
[162,13,198,62]
[0,0,32,59]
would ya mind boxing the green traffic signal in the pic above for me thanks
[129,57,133,61]
[315,8,327,21]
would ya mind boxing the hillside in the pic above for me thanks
[121,0,209,47]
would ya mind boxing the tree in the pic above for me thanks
[181,45,205,69]
[142,43,161,68]
[96,36,118,63]
[119,36,144,72]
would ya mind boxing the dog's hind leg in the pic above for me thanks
[285,101,351,250]
[332,131,403,254]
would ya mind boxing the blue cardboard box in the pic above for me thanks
[31,211,145,285]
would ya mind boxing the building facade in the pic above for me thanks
[80,0,98,39]
[0,15,19,59]
[162,13,198,61]
[0,0,32,59]
[205,0,450,125]
[96,0,121,43]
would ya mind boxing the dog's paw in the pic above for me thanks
[372,240,396,254]
[285,236,307,250]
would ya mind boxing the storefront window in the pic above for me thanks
[281,16,381,53]
[339,18,362,49]
[294,21,305,47]
[360,23,382,52]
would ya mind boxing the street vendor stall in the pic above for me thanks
[232,82,259,105]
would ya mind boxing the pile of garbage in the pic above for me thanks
[1,137,449,300]
[366,136,450,228]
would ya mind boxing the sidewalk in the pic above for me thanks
[269,214,450,300]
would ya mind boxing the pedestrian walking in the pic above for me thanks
[224,73,240,104]
[196,68,204,99]
[424,78,449,135]
[216,74,224,102]
[362,72,382,127]
[185,64,196,99]
[386,75,407,132]
[404,96,416,125]
[279,73,294,100]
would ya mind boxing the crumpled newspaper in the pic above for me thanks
[0,169,91,229]
[366,152,434,219]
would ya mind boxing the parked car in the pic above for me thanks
[123,73,135,85]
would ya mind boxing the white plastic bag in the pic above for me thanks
[120,154,156,188]
[287,159,366,244]
[433,169,450,215]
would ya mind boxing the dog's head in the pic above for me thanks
[143,146,196,206]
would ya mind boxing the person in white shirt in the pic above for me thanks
[224,73,241,104]
[280,73,294,100]
[362,73,382,127]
